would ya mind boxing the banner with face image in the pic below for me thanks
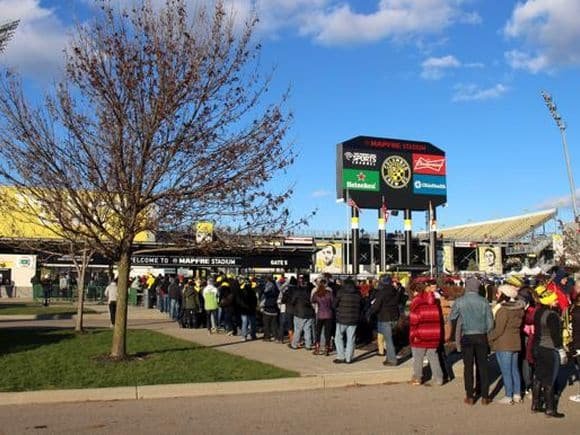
[478,246,502,274]
[315,242,343,274]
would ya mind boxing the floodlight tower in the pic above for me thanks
[541,91,579,223]
[0,20,19,54]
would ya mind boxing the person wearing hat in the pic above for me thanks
[446,276,494,405]
[488,285,525,404]
[408,279,444,386]
[505,275,524,288]
[532,284,566,418]
[547,268,570,311]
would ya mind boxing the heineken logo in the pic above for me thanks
[343,169,379,192]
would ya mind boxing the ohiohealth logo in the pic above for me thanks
[413,175,447,195]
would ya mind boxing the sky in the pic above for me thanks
[1,0,580,236]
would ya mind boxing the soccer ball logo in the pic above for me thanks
[382,155,411,189]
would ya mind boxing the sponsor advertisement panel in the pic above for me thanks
[412,153,446,175]
[413,174,447,195]
[342,168,380,192]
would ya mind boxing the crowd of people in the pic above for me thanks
[126,267,580,417]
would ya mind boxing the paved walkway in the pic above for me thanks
[1,303,423,377]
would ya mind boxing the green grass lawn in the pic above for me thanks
[0,329,298,392]
[0,303,97,316]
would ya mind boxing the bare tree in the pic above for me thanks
[0,20,19,54]
[556,220,580,268]
[0,0,305,359]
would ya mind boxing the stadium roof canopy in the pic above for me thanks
[432,209,557,242]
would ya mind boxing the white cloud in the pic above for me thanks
[311,189,331,198]
[299,0,476,45]
[505,50,549,74]
[504,0,580,72]
[421,55,484,80]
[452,83,509,102]
[421,55,460,79]
[536,189,580,210]
[0,0,68,80]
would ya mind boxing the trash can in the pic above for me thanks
[128,287,138,306]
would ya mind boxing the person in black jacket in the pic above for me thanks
[333,278,361,364]
[238,278,258,341]
[261,276,279,341]
[289,279,315,350]
[532,286,566,418]
[371,275,400,366]
[219,278,237,335]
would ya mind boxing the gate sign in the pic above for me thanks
[336,136,447,210]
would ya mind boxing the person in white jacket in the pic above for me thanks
[104,278,118,327]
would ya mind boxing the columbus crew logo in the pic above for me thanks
[381,155,411,189]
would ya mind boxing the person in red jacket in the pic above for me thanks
[409,279,444,386]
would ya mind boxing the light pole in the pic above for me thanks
[541,91,579,222]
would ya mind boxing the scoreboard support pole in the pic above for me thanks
[378,209,386,273]
[404,209,412,265]
[429,206,437,276]
[351,207,360,275]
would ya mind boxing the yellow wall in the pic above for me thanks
[0,186,154,242]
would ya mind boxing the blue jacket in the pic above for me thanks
[449,292,493,336]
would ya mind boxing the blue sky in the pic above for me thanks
[2,0,580,235]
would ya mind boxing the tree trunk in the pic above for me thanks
[74,267,86,332]
[111,249,131,359]
[74,250,91,333]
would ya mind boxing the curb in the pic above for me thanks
[0,386,137,406]
[0,369,412,406]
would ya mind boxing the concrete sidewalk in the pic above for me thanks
[0,305,462,405]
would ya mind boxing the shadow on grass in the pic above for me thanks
[0,303,29,311]
[0,327,77,357]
